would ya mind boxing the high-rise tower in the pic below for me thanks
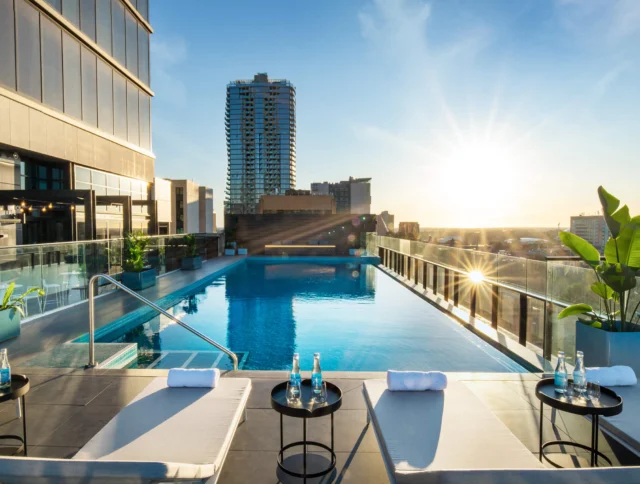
[225,73,296,214]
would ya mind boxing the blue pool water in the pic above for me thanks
[106,260,527,372]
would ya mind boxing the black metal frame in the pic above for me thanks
[380,247,556,359]
[535,378,623,468]
[0,375,29,456]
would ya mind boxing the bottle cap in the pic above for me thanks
[313,352,320,358]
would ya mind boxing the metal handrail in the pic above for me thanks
[87,274,238,370]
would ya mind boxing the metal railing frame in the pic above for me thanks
[378,247,573,360]
[87,274,238,370]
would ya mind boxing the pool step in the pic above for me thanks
[130,350,248,370]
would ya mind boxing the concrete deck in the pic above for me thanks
[1,368,637,483]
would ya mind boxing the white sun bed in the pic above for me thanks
[363,379,640,484]
[0,376,251,484]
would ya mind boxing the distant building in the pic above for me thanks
[152,178,173,235]
[169,180,215,234]
[377,211,395,236]
[225,73,296,214]
[310,177,371,214]
[570,215,610,251]
[258,195,336,214]
[398,222,420,239]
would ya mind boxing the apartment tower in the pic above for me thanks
[225,73,296,214]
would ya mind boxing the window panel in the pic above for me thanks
[139,92,150,150]
[127,81,139,144]
[137,25,149,85]
[80,0,96,41]
[97,58,113,134]
[81,46,97,126]
[113,71,127,139]
[45,0,61,12]
[15,0,41,101]
[0,0,16,89]
[41,15,63,111]
[137,0,148,21]
[111,0,125,65]
[62,32,81,119]
[125,9,137,76]
[62,0,79,27]
[96,0,111,54]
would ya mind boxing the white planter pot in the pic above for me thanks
[576,321,640,374]
[224,249,236,256]
[237,248,248,255]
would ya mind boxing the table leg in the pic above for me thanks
[303,417,307,484]
[21,396,27,456]
[594,415,599,467]
[331,412,334,454]
[280,413,283,458]
[539,401,543,461]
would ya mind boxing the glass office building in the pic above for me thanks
[225,73,296,214]
[0,0,154,244]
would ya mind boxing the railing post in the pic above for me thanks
[491,285,499,329]
[422,261,428,289]
[432,265,438,295]
[87,276,97,368]
[470,284,477,318]
[453,272,460,307]
[444,268,450,301]
[414,259,418,285]
[519,293,528,346]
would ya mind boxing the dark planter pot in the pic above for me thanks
[121,268,157,291]
[0,309,20,343]
[181,256,202,271]
[576,321,640,374]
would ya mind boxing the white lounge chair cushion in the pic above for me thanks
[363,379,543,484]
[74,376,251,478]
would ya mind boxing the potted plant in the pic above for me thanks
[121,232,156,290]
[558,186,640,372]
[0,284,43,343]
[225,242,236,256]
[181,234,202,270]
[237,246,248,255]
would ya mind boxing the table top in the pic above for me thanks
[535,378,622,417]
[271,379,342,418]
[0,375,30,403]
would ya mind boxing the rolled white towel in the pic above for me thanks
[168,368,220,388]
[387,370,448,391]
[586,366,637,387]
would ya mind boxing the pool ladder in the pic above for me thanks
[86,274,239,371]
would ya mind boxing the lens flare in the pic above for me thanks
[469,270,484,283]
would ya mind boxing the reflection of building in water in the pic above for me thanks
[225,262,376,369]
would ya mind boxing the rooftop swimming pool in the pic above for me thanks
[100,259,528,372]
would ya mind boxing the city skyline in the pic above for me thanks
[150,0,640,228]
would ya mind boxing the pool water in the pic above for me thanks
[107,260,527,372]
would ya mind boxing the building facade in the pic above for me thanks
[225,73,296,215]
[152,177,172,234]
[570,215,610,252]
[311,177,371,214]
[398,222,420,239]
[169,179,214,234]
[0,0,154,244]
[258,194,335,214]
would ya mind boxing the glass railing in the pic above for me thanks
[0,233,222,318]
[366,234,637,365]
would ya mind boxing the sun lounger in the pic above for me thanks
[363,379,640,484]
[0,376,251,484]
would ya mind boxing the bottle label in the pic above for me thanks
[0,368,10,385]
[554,373,567,390]
[312,372,322,388]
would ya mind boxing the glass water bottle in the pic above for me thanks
[0,349,10,390]
[289,353,301,401]
[573,351,587,396]
[311,353,322,396]
[554,351,568,394]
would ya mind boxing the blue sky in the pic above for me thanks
[150,0,640,228]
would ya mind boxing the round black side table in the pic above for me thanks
[535,378,622,468]
[271,379,342,482]
[0,375,30,456]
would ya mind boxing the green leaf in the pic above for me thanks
[598,186,620,216]
[559,303,596,319]
[600,263,637,293]
[1,282,15,309]
[559,231,601,268]
[591,281,613,299]
[605,221,640,269]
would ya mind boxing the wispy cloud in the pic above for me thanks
[150,35,189,107]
